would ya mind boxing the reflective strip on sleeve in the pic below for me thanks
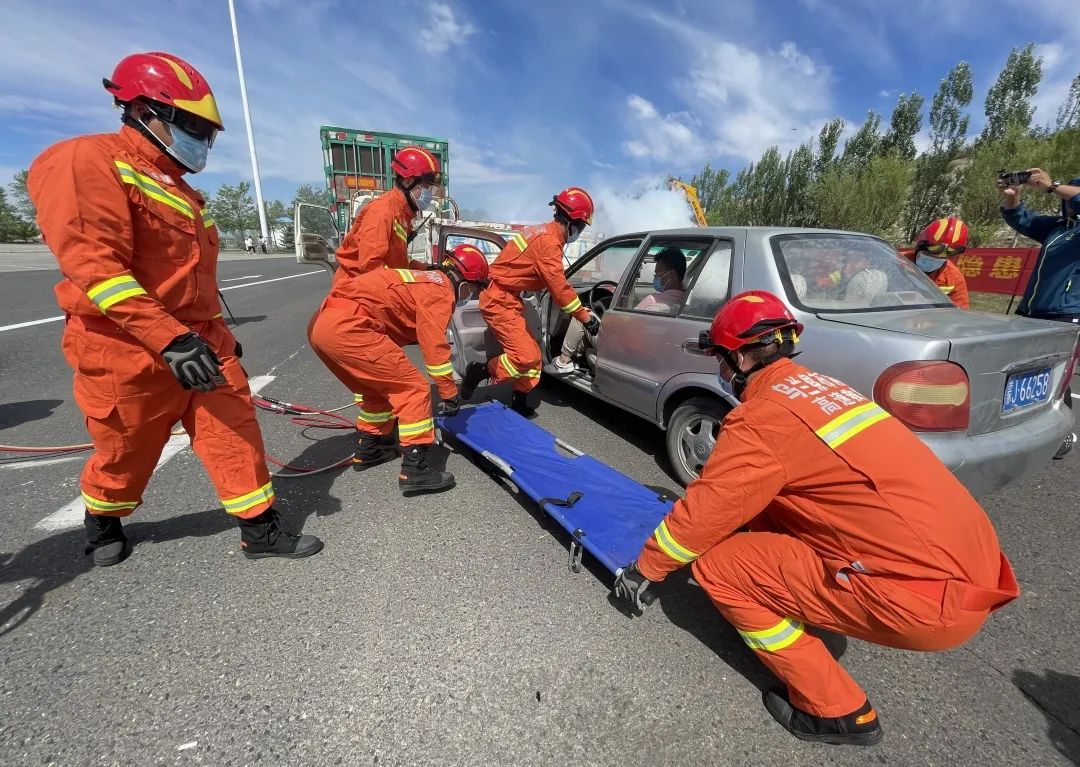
[398,418,434,437]
[82,491,139,513]
[353,393,365,404]
[940,285,955,294]
[652,519,699,564]
[114,161,194,219]
[357,408,394,424]
[394,269,417,283]
[86,273,148,311]
[221,481,276,515]
[201,209,215,228]
[510,233,528,252]
[816,402,890,449]
[738,618,805,652]
[393,221,408,242]
[426,362,454,377]
[561,296,583,314]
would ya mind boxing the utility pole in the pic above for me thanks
[227,0,269,242]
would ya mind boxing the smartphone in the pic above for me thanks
[997,170,1032,187]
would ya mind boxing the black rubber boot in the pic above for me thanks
[398,445,455,494]
[84,511,128,567]
[511,391,537,418]
[238,508,324,560]
[763,687,883,746]
[354,433,398,469]
[460,361,488,401]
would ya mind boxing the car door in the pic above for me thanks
[442,226,510,377]
[294,203,340,275]
[594,235,729,416]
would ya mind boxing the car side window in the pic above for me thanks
[615,243,699,315]
[680,241,733,319]
[445,234,503,262]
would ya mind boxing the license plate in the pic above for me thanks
[1002,368,1052,413]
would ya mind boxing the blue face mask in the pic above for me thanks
[415,187,433,210]
[915,253,947,273]
[167,124,211,173]
[652,275,664,291]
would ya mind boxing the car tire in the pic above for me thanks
[665,396,730,487]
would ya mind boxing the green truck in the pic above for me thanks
[320,125,451,231]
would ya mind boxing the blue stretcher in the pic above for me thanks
[437,402,675,575]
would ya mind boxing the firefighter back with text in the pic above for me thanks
[28,52,322,566]
[613,291,1018,746]
[308,244,490,493]
[460,187,598,416]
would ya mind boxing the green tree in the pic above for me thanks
[878,92,925,160]
[0,188,24,242]
[291,183,334,208]
[814,155,913,238]
[1057,73,1080,131]
[902,62,974,239]
[264,199,289,243]
[981,44,1042,142]
[6,170,39,239]
[208,181,258,238]
[688,162,731,217]
[782,142,816,226]
[815,118,845,178]
[281,222,295,250]
[841,111,882,169]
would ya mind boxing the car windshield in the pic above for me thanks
[772,233,951,312]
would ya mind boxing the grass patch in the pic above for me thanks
[969,292,1017,314]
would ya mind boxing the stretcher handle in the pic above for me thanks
[480,450,513,478]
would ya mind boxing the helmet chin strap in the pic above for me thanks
[721,348,787,397]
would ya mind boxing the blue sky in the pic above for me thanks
[1,0,1076,223]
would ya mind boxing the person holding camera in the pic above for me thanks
[999,169,1080,323]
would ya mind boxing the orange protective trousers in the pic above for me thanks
[479,283,542,393]
[307,301,435,446]
[65,318,274,520]
[692,529,992,718]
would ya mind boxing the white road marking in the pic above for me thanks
[34,374,276,532]
[0,453,86,471]
[0,271,321,334]
[220,275,262,282]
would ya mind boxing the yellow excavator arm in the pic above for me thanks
[668,178,707,227]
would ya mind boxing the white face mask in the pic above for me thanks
[716,369,735,399]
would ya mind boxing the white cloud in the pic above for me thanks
[621,95,702,162]
[879,89,894,99]
[418,3,476,55]
[1031,41,1074,129]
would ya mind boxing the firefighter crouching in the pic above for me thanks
[614,291,1018,746]
[28,52,322,566]
[308,244,490,494]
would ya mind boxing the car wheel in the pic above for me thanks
[665,396,730,487]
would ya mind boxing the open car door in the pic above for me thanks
[443,226,542,378]
[294,203,340,276]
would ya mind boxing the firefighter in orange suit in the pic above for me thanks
[460,187,598,416]
[27,52,323,567]
[613,291,1018,746]
[333,146,441,275]
[308,244,490,494]
[906,216,971,309]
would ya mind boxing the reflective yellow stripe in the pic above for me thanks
[940,285,955,294]
[398,418,434,436]
[816,402,890,449]
[561,296,583,314]
[393,221,408,242]
[212,312,223,319]
[221,481,275,514]
[426,362,454,377]
[353,393,365,403]
[510,233,528,252]
[524,368,541,378]
[738,618,805,652]
[86,274,147,311]
[652,519,698,563]
[114,161,194,219]
[357,408,394,424]
[201,209,215,228]
[499,353,521,378]
[82,492,138,512]
[394,269,416,283]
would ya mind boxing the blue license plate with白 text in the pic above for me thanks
[1002,368,1052,413]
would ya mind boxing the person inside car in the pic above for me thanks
[545,247,688,375]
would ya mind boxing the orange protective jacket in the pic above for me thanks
[27,126,221,353]
[930,260,970,309]
[328,268,458,399]
[332,187,425,284]
[489,222,590,323]
[638,359,1017,608]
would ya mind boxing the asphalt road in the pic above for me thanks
[0,254,1078,766]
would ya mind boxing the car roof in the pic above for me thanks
[603,226,884,239]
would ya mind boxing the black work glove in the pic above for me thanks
[613,561,655,614]
[234,341,243,359]
[436,396,462,417]
[162,333,223,393]
[583,314,601,335]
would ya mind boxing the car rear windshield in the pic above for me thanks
[772,233,952,312]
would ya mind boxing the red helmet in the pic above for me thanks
[917,216,968,254]
[708,291,803,352]
[104,52,223,130]
[391,146,442,182]
[550,186,594,225]
[443,243,489,282]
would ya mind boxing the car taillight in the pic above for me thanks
[874,361,970,432]
[1059,345,1079,400]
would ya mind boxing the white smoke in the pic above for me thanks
[590,177,696,239]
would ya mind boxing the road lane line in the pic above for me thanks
[1,271,321,334]
[220,275,262,282]
[34,374,276,532]
[0,454,86,471]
